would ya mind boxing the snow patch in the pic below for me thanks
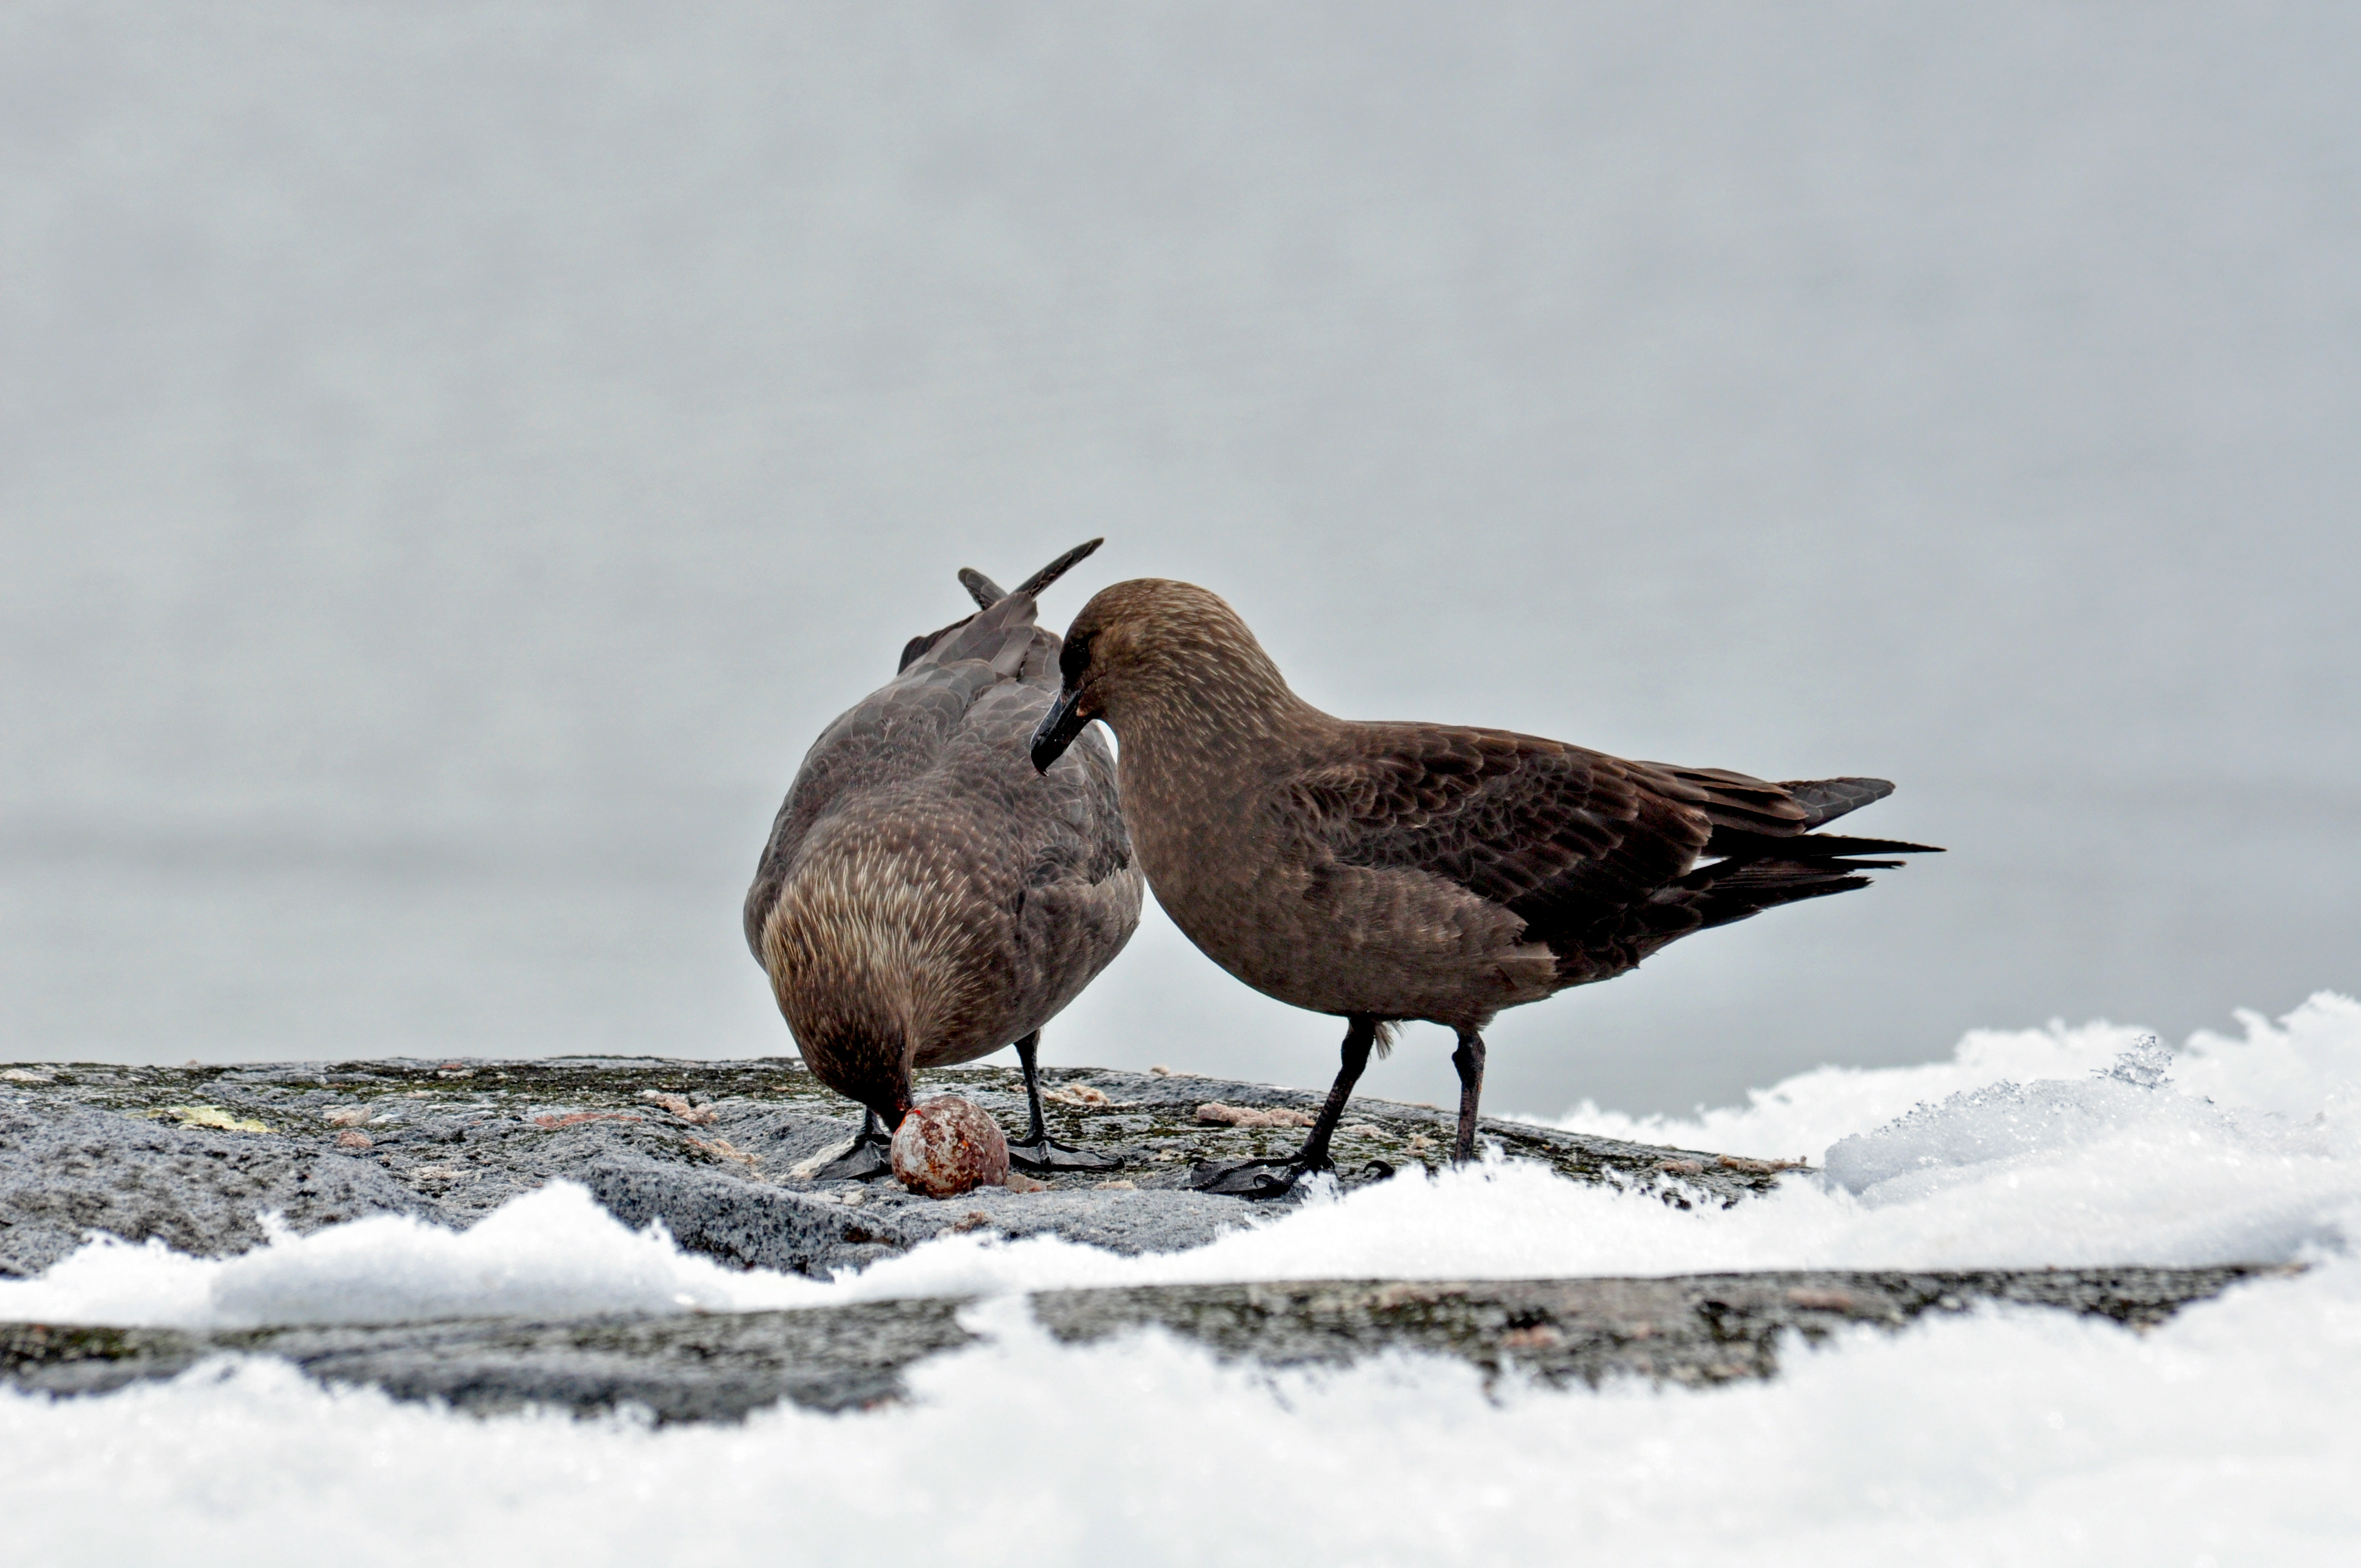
[1553,991,2361,1160]
[2,1261,2357,1565]
[0,1184,827,1330]
[6,995,2359,1330]
[3,994,2359,1562]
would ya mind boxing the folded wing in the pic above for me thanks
[1294,727,1937,985]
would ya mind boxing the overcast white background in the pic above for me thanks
[3,3,2354,1116]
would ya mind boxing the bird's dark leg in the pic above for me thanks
[1007,1031,1122,1173]
[1189,1016,1379,1199]
[1450,1028,1487,1165]
[813,1107,895,1181]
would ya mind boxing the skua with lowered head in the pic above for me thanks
[745,542,1143,1179]
[1030,577,1940,1197]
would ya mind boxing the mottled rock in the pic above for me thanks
[0,1054,1798,1282]
[0,1103,439,1277]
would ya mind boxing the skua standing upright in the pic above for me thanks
[1030,578,1940,1196]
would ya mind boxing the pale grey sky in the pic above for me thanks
[4,3,2355,1115]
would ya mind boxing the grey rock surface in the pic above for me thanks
[0,1300,977,1421]
[1029,1267,2285,1388]
[0,1059,2303,1420]
[0,1102,439,1277]
[0,1266,2286,1422]
[578,1154,913,1277]
[1,1055,1784,1279]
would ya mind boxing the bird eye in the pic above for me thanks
[1059,632,1095,685]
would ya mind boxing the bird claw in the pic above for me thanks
[1007,1136,1123,1173]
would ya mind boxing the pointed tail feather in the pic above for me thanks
[909,540,1103,671]
[954,538,1103,612]
[1707,829,1944,860]
[1675,855,1885,930]
[911,585,1044,674]
[958,568,1005,609]
[1013,537,1102,598]
[1778,776,1896,829]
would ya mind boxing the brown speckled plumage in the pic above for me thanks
[1030,578,1938,1191]
[745,546,1141,1134]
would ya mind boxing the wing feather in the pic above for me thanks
[1292,727,1713,944]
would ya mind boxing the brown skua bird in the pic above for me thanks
[1030,578,1940,1197]
[746,542,1142,1179]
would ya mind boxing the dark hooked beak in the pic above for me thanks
[1030,688,1089,774]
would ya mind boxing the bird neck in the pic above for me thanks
[1103,646,1328,902]
[1107,645,1321,763]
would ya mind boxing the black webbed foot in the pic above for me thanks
[1184,1016,1390,1200]
[1008,1031,1124,1175]
[814,1139,893,1181]
[1007,1136,1123,1174]
[811,1113,896,1182]
[1186,1157,1314,1199]
[1188,1155,1399,1197]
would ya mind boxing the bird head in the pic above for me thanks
[1030,578,1291,771]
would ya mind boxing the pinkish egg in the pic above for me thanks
[890,1096,1011,1197]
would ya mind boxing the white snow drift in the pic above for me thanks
[2,993,2357,1564]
